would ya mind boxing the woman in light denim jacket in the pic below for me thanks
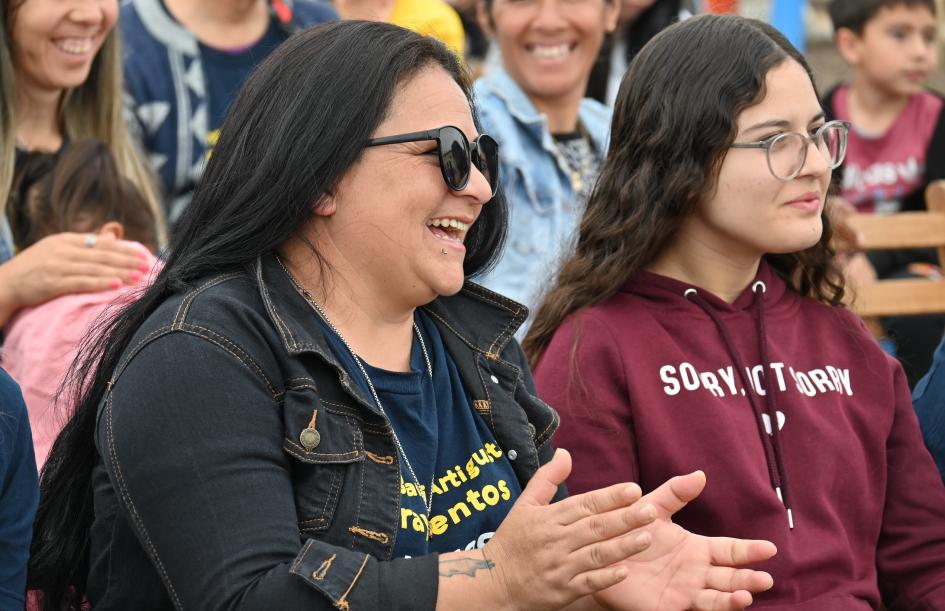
[473,0,617,322]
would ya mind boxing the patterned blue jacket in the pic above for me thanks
[120,0,337,225]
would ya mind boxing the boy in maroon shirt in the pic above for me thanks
[823,0,945,386]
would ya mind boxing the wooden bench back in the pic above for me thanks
[845,180,945,319]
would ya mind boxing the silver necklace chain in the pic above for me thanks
[279,260,437,520]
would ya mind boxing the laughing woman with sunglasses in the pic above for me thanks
[29,21,777,611]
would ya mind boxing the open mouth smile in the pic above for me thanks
[526,42,577,61]
[53,37,95,55]
[426,218,470,244]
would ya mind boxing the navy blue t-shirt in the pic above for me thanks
[199,21,284,130]
[0,369,38,609]
[158,0,285,132]
[316,310,522,557]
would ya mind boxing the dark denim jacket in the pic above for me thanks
[88,253,561,611]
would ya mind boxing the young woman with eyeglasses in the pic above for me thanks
[527,14,945,609]
[29,21,778,611]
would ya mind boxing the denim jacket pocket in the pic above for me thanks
[507,161,558,216]
[283,390,365,534]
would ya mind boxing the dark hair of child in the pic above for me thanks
[9,139,158,253]
[828,0,936,34]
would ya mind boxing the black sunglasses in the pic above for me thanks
[366,125,499,197]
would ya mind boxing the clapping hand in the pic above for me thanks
[480,450,775,611]
[594,471,776,611]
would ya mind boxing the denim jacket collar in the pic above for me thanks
[255,253,528,369]
[91,254,552,611]
[477,67,609,160]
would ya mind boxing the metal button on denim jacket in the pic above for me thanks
[472,68,611,320]
[88,253,561,611]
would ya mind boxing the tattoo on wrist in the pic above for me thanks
[439,557,496,578]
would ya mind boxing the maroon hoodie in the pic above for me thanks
[535,262,945,610]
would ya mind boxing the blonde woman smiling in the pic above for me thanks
[0,0,163,327]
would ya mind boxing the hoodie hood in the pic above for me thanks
[622,260,797,316]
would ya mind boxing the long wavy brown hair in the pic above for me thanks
[524,14,845,367]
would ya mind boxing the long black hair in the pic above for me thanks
[525,15,844,364]
[29,20,507,608]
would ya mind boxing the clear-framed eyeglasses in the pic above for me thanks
[729,120,851,181]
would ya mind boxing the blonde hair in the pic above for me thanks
[1,2,168,245]
[0,5,14,220]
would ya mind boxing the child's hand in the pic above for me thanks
[0,232,150,326]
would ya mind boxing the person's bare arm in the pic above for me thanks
[0,233,149,325]
[436,450,651,610]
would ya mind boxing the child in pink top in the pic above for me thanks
[2,140,160,469]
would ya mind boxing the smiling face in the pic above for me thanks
[677,59,832,263]
[839,3,938,98]
[314,66,494,308]
[9,0,117,96]
[485,0,618,107]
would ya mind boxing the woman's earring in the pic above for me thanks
[441,249,448,255]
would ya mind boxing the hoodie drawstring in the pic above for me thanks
[685,283,795,530]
